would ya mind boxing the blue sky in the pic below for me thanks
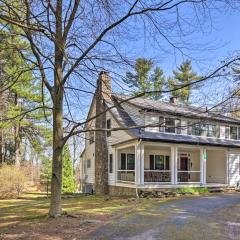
[70,4,240,122]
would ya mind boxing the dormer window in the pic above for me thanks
[165,118,176,133]
[106,119,111,137]
[230,126,238,140]
[159,116,181,134]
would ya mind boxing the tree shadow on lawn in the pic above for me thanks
[0,193,144,240]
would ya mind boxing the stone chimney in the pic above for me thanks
[97,71,111,100]
[94,72,110,195]
[169,96,179,105]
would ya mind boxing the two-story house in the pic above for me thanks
[80,72,240,195]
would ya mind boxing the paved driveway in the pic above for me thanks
[86,193,240,240]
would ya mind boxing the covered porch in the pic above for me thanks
[114,141,228,188]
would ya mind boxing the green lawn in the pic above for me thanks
[0,192,137,228]
[0,193,167,239]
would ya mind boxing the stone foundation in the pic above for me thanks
[109,186,137,196]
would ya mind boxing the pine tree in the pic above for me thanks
[40,155,52,196]
[0,23,51,165]
[62,144,76,193]
[170,60,201,103]
[150,67,165,100]
[124,58,165,99]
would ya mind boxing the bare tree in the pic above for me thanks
[0,0,239,217]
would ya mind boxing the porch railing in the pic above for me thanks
[117,170,135,182]
[144,170,171,183]
[177,171,200,183]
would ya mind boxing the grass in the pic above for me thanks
[0,192,139,229]
[0,192,164,240]
[178,187,209,194]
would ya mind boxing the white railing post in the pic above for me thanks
[171,146,175,185]
[200,147,207,185]
[174,146,178,184]
[115,148,118,182]
[135,143,141,185]
[140,143,145,185]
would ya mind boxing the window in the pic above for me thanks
[238,128,240,140]
[87,159,91,168]
[159,116,164,132]
[230,126,238,140]
[165,118,175,133]
[155,155,164,170]
[106,119,111,137]
[225,126,230,139]
[149,155,170,170]
[127,154,135,170]
[192,123,201,136]
[109,154,113,173]
[176,119,181,134]
[120,153,135,170]
[189,123,220,138]
[89,132,94,144]
[207,124,220,138]
[187,121,192,135]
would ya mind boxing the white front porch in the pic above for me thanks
[113,141,229,188]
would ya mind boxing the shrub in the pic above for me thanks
[0,165,27,199]
[178,187,208,194]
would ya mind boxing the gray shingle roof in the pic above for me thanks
[137,131,240,148]
[113,94,240,125]
[107,94,240,148]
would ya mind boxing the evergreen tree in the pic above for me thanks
[40,155,52,196]
[62,144,76,193]
[0,23,51,165]
[150,67,165,100]
[169,60,201,103]
[124,58,165,100]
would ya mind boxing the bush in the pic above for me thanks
[0,165,27,199]
[178,187,208,194]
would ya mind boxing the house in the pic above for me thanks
[80,72,240,195]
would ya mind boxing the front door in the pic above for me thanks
[180,157,189,171]
[179,155,189,182]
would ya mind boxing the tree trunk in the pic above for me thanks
[0,131,3,164]
[49,91,64,217]
[15,132,21,167]
[49,0,65,217]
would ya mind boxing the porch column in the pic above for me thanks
[200,147,207,185]
[135,142,141,185]
[115,148,118,183]
[140,143,144,185]
[171,146,175,184]
[174,146,178,184]
[112,147,116,184]
[135,142,144,186]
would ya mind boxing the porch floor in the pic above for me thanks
[116,182,229,189]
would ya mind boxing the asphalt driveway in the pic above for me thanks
[86,193,240,240]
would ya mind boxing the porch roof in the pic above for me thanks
[138,131,240,148]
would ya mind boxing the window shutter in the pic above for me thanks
[121,153,126,170]
[150,155,154,170]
